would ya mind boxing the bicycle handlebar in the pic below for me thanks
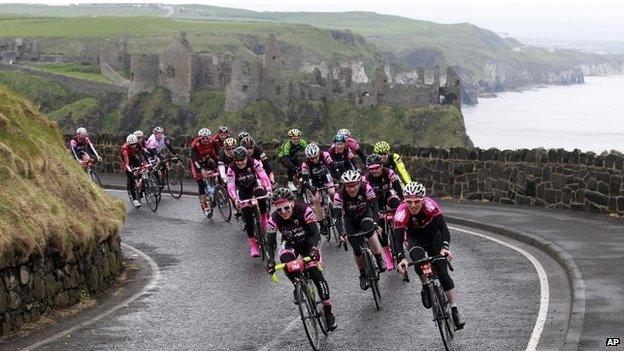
[407,254,454,272]
[270,256,323,283]
[238,194,270,206]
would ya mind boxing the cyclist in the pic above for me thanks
[68,127,102,165]
[217,137,238,184]
[240,136,275,185]
[266,188,337,331]
[278,128,308,188]
[227,146,273,258]
[146,126,178,185]
[334,170,387,290]
[373,141,412,186]
[327,134,357,178]
[362,154,403,271]
[301,144,340,237]
[394,182,465,329]
[133,130,147,148]
[237,131,251,142]
[120,134,150,208]
[210,125,231,155]
[337,128,367,163]
[190,128,219,217]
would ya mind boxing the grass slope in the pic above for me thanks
[25,63,111,83]
[0,85,125,267]
[0,71,84,113]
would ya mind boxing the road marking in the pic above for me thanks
[450,226,549,351]
[257,317,301,351]
[23,243,161,351]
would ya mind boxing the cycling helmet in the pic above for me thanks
[305,143,320,158]
[240,136,255,148]
[223,137,237,148]
[126,134,139,145]
[288,128,301,137]
[237,131,250,140]
[337,128,351,137]
[198,128,211,137]
[76,127,87,135]
[233,146,248,161]
[366,154,383,167]
[153,126,164,134]
[404,182,426,198]
[272,188,295,203]
[218,126,229,134]
[333,134,346,143]
[340,170,361,184]
[374,141,391,154]
[133,130,144,138]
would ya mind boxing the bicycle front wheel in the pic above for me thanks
[363,249,381,311]
[297,282,320,351]
[143,177,159,212]
[254,212,266,261]
[215,185,232,222]
[89,169,102,187]
[431,284,453,350]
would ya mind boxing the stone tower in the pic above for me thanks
[225,60,263,112]
[261,34,288,108]
[159,32,194,106]
[129,54,159,95]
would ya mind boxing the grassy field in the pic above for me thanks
[0,85,125,267]
[0,71,84,113]
[25,63,111,83]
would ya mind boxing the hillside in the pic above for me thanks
[0,84,125,266]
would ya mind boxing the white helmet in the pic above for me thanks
[404,182,426,198]
[305,143,320,158]
[198,128,211,137]
[126,134,139,145]
[76,127,87,135]
[153,126,164,134]
[338,128,351,137]
[340,170,361,184]
[133,130,144,138]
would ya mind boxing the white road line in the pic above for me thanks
[23,243,161,351]
[450,226,549,351]
[257,317,301,351]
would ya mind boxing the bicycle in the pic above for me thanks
[81,158,101,186]
[271,256,328,351]
[407,247,456,351]
[160,155,183,199]
[129,162,161,212]
[317,185,347,250]
[204,172,232,222]
[239,194,270,260]
[347,230,382,310]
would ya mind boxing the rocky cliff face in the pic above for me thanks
[578,62,624,76]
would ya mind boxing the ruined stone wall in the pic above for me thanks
[224,60,263,112]
[158,33,193,107]
[383,84,439,108]
[87,134,624,216]
[192,53,231,91]
[0,64,127,95]
[129,54,159,95]
[0,236,122,336]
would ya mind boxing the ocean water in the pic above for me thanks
[462,75,624,153]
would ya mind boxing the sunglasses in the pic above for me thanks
[276,205,292,213]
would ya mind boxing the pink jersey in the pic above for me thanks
[345,136,360,152]
[393,197,442,230]
[226,158,272,200]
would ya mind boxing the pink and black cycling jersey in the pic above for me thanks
[268,202,317,243]
[393,197,442,230]
[226,158,272,200]
[334,182,376,217]
[345,136,360,152]
[362,168,402,201]
[301,151,335,186]
[327,145,356,174]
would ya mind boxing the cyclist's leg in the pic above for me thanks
[253,187,269,230]
[428,233,456,304]
[239,188,259,257]
[197,179,210,213]
[361,215,386,271]
[126,170,138,201]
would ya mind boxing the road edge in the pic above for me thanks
[445,216,585,351]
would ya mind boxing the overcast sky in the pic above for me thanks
[3,0,623,41]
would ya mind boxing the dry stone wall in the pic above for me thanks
[0,236,122,336]
[86,134,624,215]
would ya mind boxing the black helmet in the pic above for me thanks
[237,131,250,141]
[218,126,229,134]
[366,154,383,166]
[240,136,255,148]
[272,188,295,203]
[233,146,248,161]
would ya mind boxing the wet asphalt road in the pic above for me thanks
[35,192,552,351]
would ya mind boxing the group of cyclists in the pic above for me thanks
[68,125,465,338]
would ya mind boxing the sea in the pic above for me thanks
[462,75,624,153]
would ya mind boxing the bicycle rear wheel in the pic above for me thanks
[166,167,183,199]
[297,282,320,351]
[89,169,102,187]
[431,284,453,351]
[363,249,381,311]
[215,184,232,222]
[143,177,159,212]
[148,172,162,204]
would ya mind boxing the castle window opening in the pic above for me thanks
[276,85,281,95]
[272,56,276,60]
[242,85,248,93]
[166,66,175,78]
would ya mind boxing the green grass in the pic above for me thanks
[0,85,125,267]
[47,97,99,121]
[26,63,111,83]
[0,71,83,113]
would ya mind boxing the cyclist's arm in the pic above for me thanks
[301,162,312,188]
[87,139,101,159]
[303,205,321,244]
[365,183,380,221]
[253,160,272,192]
[226,167,238,201]
[121,149,132,172]
[266,217,278,261]
[389,170,404,200]
[164,137,176,154]
[277,140,291,159]
[432,214,451,249]
[393,153,412,184]
[68,140,81,161]
[392,206,410,260]
[348,150,358,171]
[217,162,227,182]
[355,148,367,164]
[393,227,407,260]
